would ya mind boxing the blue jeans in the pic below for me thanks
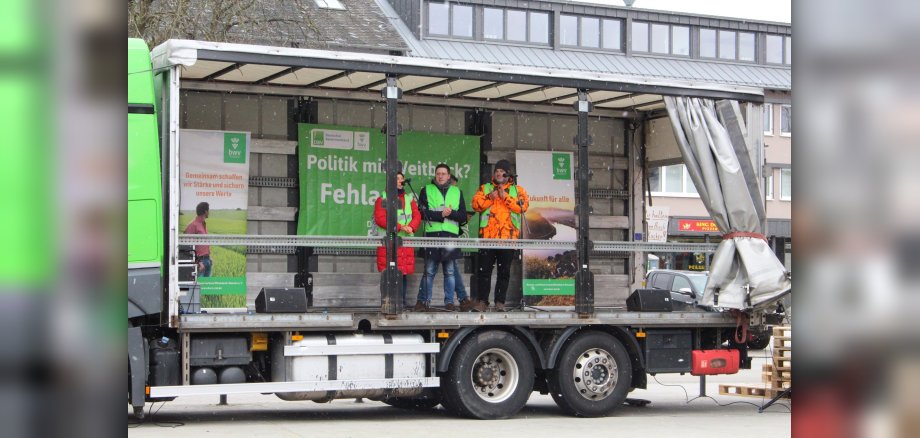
[401,275,409,308]
[199,256,212,277]
[452,260,469,301]
[418,258,456,305]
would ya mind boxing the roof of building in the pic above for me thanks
[375,0,791,91]
[132,0,408,54]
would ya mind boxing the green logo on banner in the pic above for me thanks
[552,153,571,180]
[312,130,325,146]
[224,133,247,163]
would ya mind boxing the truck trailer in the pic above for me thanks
[128,38,788,420]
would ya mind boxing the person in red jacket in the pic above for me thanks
[373,172,421,308]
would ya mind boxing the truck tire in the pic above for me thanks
[549,331,632,417]
[747,333,772,350]
[440,330,534,419]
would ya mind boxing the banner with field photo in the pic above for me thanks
[518,150,577,306]
[179,129,250,309]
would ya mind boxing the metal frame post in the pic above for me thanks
[381,76,403,315]
[574,90,594,315]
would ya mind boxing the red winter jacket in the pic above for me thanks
[374,192,421,275]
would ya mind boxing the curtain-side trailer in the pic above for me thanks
[128,38,786,420]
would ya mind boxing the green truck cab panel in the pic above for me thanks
[127,38,163,268]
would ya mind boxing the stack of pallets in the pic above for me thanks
[718,326,791,400]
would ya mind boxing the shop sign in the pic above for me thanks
[678,219,719,233]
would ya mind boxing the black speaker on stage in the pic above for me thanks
[626,289,673,312]
[255,288,308,313]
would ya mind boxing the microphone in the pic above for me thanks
[403,178,412,184]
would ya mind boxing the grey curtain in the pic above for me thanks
[664,97,791,310]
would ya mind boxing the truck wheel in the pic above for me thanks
[549,331,632,417]
[441,330,534,419]
[747,333,772,350]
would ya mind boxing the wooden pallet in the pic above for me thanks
[773,326,792,338]
[719,384,790,399]
[774,336,791,349]
[773,357,792,371]
[762,364,792,382]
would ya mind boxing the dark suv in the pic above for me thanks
[645,269,773,349]
[645,270,709,308]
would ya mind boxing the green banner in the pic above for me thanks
[297,124,480,236]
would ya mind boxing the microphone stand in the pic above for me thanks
[509,174,529,311]
[405,179,431,308]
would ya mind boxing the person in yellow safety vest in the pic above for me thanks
[471,159,529,312]
[414,164,470,311]
[373,172,421,308]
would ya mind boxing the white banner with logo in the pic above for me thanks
[179,129,250,308]
[518,150,576,306]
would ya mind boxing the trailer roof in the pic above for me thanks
[151,39,762,112]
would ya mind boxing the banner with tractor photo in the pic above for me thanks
[179,129,250,309]
[518,150,577,306]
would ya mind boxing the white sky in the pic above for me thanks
[573,0,791,24]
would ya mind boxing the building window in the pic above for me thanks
[718,30,736,59]
[562,15,619,50]
[651,23,669,54]
[699,29,755,61]
[426,2,476,39]
[700,28,716,58]
[650,164,699,196]
[581,17,600,48]
[780,168,791,200]
[766,34,791,65]
[634,22,687,56]
[560,15,578,46]
[763,103,773,135]
[765,172,774,200]
[739,32,755,61]
[602,19,621,50]
[785,36,792,64]
[452,5,473,38]
[314,0,345,10]
[781,105,792,135]
[427,2,449,36]
[463,7,549,45]
[507,10,527,41]
[632,21,649,52]
[672,26,690,56]
[529,12,550,44]
[483,8,504,40]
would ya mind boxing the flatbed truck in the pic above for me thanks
[128,38,781,420]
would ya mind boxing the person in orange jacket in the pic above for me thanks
[373,172,421,308]
[471,160,529,312]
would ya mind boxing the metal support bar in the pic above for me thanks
[178,234,718,253]
[574,90,594,315]
[149,378,441,398]
[284,343,441,356]
[382,75,402,315]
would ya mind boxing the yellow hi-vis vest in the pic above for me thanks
[424,184,461,234]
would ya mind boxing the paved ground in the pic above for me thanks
[129,349,789,437]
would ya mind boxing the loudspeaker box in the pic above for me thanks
[255,287,308,313]
[626,289,673,312]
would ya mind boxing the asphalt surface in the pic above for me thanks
[128,349,790,437]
